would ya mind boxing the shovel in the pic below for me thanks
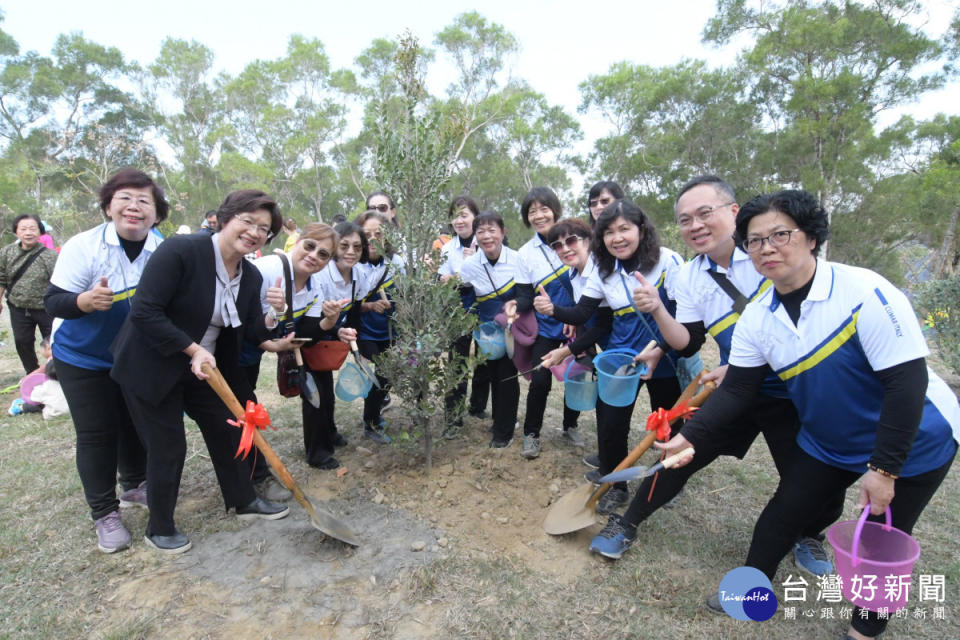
[294,347,320,408]
[543,370,715,535]
[598,447,695,483]
[504,317,515,359]
[201,363,361,546]
[349,340,381,389]
[613,339,656,376]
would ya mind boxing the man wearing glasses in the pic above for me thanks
[590,176,843,591]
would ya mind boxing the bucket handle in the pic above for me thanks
[850,503,893,568]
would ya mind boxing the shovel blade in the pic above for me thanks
[301,495,362,546]
[543,483,600,535]
[598,465,652,484]
[300,369,321,408]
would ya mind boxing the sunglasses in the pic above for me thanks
[550,235,583,252]
[370,204,391,213]
[300,239,332,260]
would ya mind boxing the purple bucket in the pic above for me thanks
[827,505,920,612]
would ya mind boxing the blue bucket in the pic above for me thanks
[594,348,646,407]
[473,321,506,359]
[335,362,373,402]
[563,357,597,411]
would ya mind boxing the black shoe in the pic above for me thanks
[584,469,603,484]
[582,453,600,469]
[144,530,192,554]
[468,408,488,419]
[705,593,724,614]
[489,437,512,449]
[381,393,394,413]
[596,487,629,515]
[333,432,348,448]
[309,456,340,470]
[236,497,290,520]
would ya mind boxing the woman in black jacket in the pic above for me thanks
[110,190,290,554]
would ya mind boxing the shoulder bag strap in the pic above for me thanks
[276,253,296,334]
[482,262,501,301]
[361,263,391,303]
[5,247,46,301]
[618,268,679,374]
[537,244,575,301]
[706,269,749,315]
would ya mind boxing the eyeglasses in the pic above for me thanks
[370,203,391,213]
[338,241,363,254]
[235,216,272,237]
[550,235,583,252]
[588,196,614,210]
[300,239,332,260]
[741,229,801,253]
[676,202,735,229]
[113,193,155,209]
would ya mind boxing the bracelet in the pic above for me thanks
[267,304,288,322]
[867,463,899,480]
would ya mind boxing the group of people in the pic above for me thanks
[13,165,957,640]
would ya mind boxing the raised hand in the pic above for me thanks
[632,272,662,313]
[266,276,286,314]
[79,276,115,312]
[533,284,554,316]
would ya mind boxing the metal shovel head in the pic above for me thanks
[542,483,600,535]
[301,369,321,408]
[505,326,515,358]
[598,465,652,484]
[302,494,362,546]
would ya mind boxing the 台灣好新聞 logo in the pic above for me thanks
[717,566,778,621]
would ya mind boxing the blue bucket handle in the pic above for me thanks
[851,503,893,568]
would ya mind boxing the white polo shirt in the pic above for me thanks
[460,245,520,322]
[516,233,575,341]
[253,253,324,321]
[317,261,371,325]
[50,222,163,370]
[438,235,473,277]
[581,247,682,376]
[730,259,960,476]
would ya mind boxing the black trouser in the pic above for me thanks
[622,394,844,543]
[55,357,147,521]
[445,333,490,418]
[745,446,956,638]
[522,335,580,436]
[237,360,272,484]
[358,339,391,428]
[596,376,681,490]
[9,302,53,374]
[122,370,257,536]
[302,368,339,466]
[487,354,519,442]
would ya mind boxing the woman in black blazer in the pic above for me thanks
[111,190,290,554]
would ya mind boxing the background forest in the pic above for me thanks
[0,0,958,286]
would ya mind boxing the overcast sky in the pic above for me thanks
[3,0,958,157]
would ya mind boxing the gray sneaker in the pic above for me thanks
[94,511,131,553]
[521,435,541,459]
[119,481,147,509]
[562,427,585,447]
[595,487,629,515]
[255,475,292,502]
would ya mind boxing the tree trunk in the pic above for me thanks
[936,207,959,278]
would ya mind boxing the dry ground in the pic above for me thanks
[1,316,958,640]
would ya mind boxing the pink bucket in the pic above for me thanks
[20,372,47,404]
[827,505,920,612]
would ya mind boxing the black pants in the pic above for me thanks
[445,333,490,418]
[9,302,53,374]
[122,370,257,536]
[596,376,681,489]
[237,360,273,484]
[487,355,519,441]
[358,339,391,428]
[622,394,844,542]
[522,335,580,436]
[745,446,956,637]
[55,357,147,521]
[302,368,339,466]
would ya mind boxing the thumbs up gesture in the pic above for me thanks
[266,276,286,315]
[632,272,662,313]
[79,276,115,312]
[533,283,554,316]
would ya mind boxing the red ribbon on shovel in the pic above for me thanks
[644,399,698,500]
[227,400,274,459]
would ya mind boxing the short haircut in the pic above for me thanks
[520,187,562,227]
[331,213,348,225]
[547,217,592,245]
[283,217,298,230]
[675,175,736,210]
[99,168,169,226]
[215,190,283,241]
[333,220,370,264]
[592,198,661,278]
[587,181,625,208]
[734,190,829,256]
[473,210,505,233]
[354,209,395,258]
[448,195,479,218]
[13,214,44,236]
[299,222,338,247]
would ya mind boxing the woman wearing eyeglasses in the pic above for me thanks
[535,199,683,514]
[513,187,584,459]
[43,169,163,553]
[586,180,625,225]
[657,190,958,638]
[109,190,291,554]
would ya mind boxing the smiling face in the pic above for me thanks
[15,218,41,250]
[452,206,475,239]
[552,234,589,272]
[675,184,737,259]
[589,189,616,221]
[291,236,334,278]
[746,210,817,293]
[219,209,272,263]
[336,232,364,270]
[106,186,158,241]
[361,217,384,262]
[475,223,504,260]
[367,194,395,222]
[602,215,642,261]
[526,201,557,235]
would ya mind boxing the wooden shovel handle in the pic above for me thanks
[294,347,304,367]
